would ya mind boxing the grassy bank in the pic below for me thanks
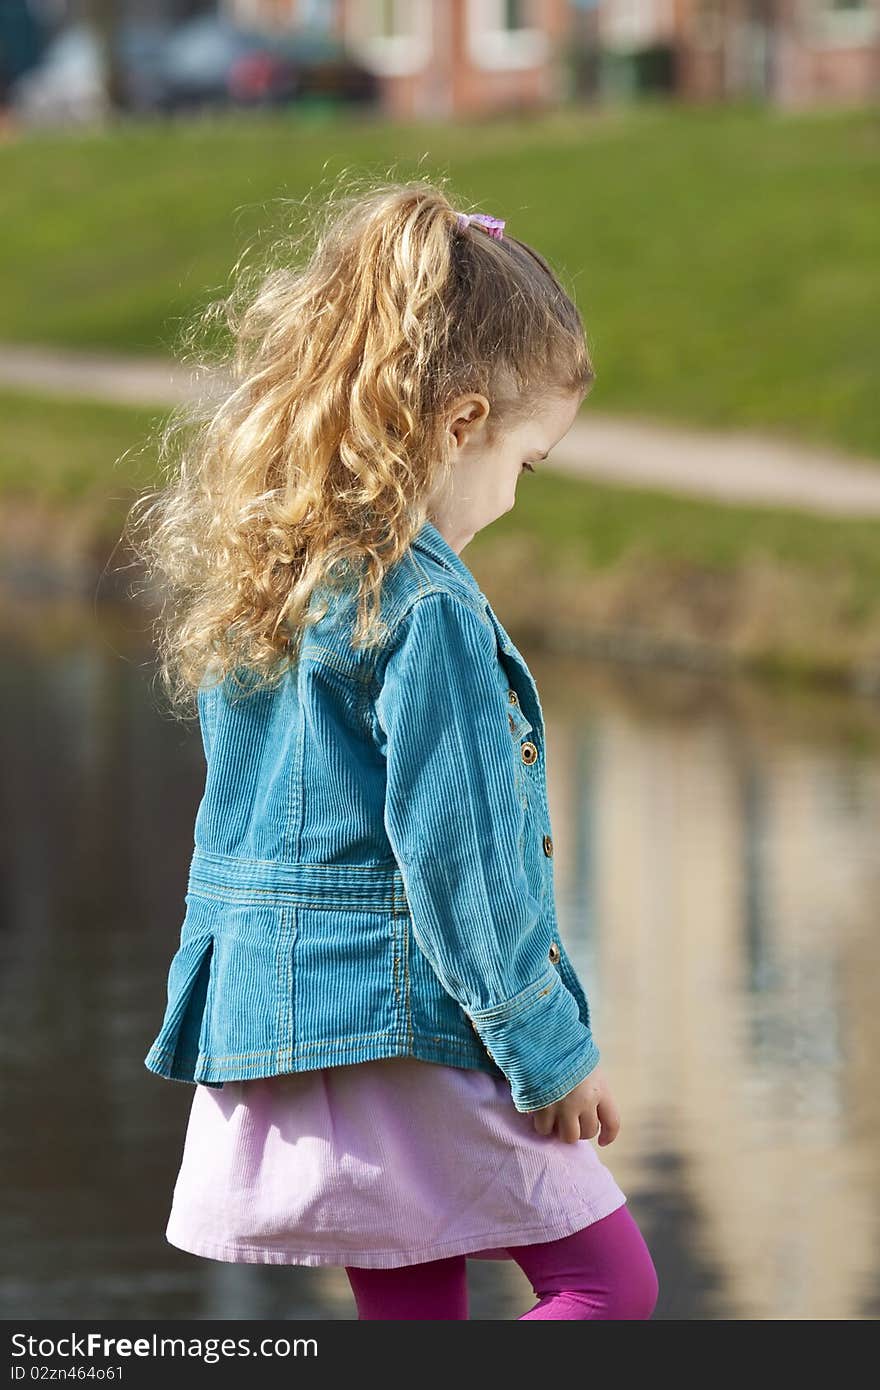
[1,100,878,457]
[3,387,880,695]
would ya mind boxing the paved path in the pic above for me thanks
[3,342,880,518]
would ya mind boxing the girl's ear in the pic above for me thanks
[448,394,491,450]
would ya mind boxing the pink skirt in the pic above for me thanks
[164,1057,627,1269]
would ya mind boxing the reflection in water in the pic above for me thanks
[1,606,878,1320]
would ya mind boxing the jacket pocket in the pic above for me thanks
[144,892,296,1084]
[291,905,403,1049]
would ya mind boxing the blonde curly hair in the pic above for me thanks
[124,173,595,717]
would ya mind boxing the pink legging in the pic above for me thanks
[345,1203,658,1320]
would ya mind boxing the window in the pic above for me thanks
[600,0,674,51]
[502,0,529,27]
[806,0,879,45]
[466,0,549,70]
[344,0,432,76]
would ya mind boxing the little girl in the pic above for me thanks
[134,180,659,1321]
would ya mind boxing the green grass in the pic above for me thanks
[0,388,163,512]
[499,463,880,593]
[5,387,880,676]
[484,461,880,645]
[1,99,878,455]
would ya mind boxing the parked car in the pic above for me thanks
[266,30,378,107]
[155,14,302,111]
[116,20,173,112]
[0,0,46,100]
[8,19,171,124]
[9,22,109,125]
[8,16,379,124]
[157,17,377,112]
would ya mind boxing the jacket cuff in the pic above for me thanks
[467,968,601,1114]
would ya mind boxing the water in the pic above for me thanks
[1,602,878,1320]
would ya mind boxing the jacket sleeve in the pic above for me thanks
[373,589,601,1113]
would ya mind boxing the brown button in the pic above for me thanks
[542,834,554,857]
[508,689,519,706]
[548,941,560,964]
[521,741,538,765]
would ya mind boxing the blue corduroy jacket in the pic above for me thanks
[143,518,601,1112]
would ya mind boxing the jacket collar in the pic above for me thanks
[410,518,483,600]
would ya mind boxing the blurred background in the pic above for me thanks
[1,0,879,1323]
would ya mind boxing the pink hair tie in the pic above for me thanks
[455,210,505,241]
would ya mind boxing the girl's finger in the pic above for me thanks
[558,1110,581,1144]
[596,1098,621,1145]
[579,1108,600,1142]
[532,1108,555,1137]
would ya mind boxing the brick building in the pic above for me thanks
[676,0,880,108]
[224,0,593,117]
[222,0,880,112]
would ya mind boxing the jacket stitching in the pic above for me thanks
[391,900,401,1005]
[275,905,294,1063]
[403,906,413,1051]
[189,851,399,872]
[148,1030,484,1064]
[298,647,373,682]
[273,914,283,1058]
[286,685,306,861]
[184,888,407,912]
[369,587,491,690]
[397,883,409,1048]
[469,969,560,1025]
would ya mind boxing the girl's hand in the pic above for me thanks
[530,1065,621,1146]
